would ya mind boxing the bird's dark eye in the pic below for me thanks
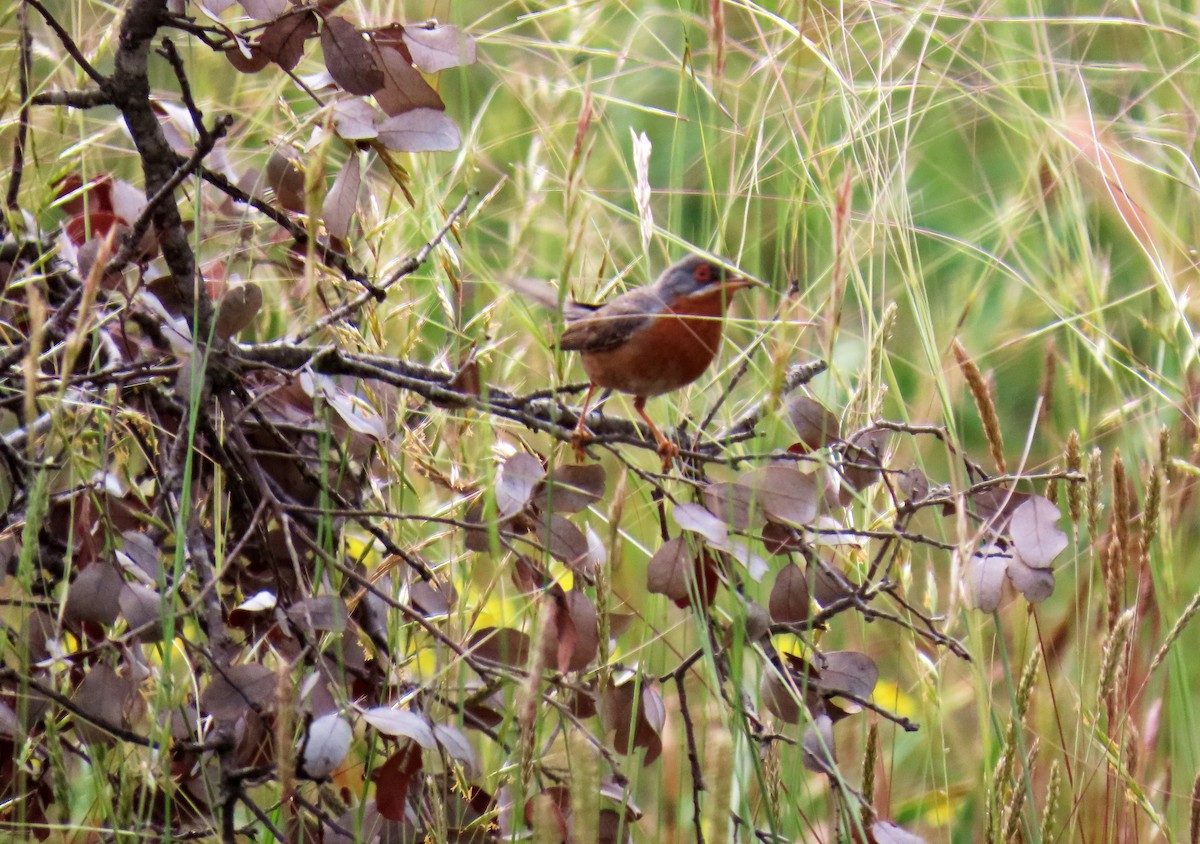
[694,263,714,283]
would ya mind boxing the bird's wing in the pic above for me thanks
[501,276,596,321]
[557,295,658,353]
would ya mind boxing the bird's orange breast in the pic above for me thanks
[579,287,736,397]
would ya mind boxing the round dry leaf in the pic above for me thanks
[332,98,380,140]
[362,707,437,749]
[468,627,530,668]
[801,713,837,774]
[724,538,769,582]
[897,466,930,502]
[321,16,384,95]
[1008,495,1068,568]
[563,590,599,671]
[536,514,591,571]
[1007,556,1056,603]
[646,537,692,601]
[239,0,287,20]
[265,147,306,213]
[703,482,759,531]
[760,670,802,724]
[372,45,445,116]
[116,530,160,582]
[962,544,1009,612]
[433,723,480,778]
[300,713,353,779]
[73,663,138,745]
[736,466,818,527]
[816,651,878,700]
[377,107,462,152]
[286,595,349,634]
[322,155,361,240]
[840,427,889,492]
[258,10,317,70]
[784,395,840,452]
[768,563,810,624]
[872,821,929,844]
[533,463,606,513]
[201,663,276,720]
[401,22,477,73]
[410,579,454,617]
[214,283,263,340]
[496,453,545,518]
[64,563,123,625]
[672,503,729,545]
[118,582,163,641]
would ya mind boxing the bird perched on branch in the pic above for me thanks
[506,255,763,467]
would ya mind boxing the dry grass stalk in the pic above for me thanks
[1066,431,1082,525]
[953,339,1006,474]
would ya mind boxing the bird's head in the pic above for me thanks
[656,255,763,303]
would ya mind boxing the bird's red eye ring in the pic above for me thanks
[694,264,714,283]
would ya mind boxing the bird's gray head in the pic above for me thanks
[655,255,742,300]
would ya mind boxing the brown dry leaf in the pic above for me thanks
[200,663,276,720]
[322,16,385,95]
[768,563,810,624]
[73,663,139,744]
[703,482,759,531]
[213,283,262,340]
[372,45,445,116]
[402,22,477,73]
[410,579,455,617]
[322,155,361,240]
[259,11,317,71]
[535,514,591,572]
[372,742,423,821]
[226,41,270,73]
[646,536,691,602]
[468,627,530,668]
[736,465,818,527]
[840,428,889,494]
[815,651,878,701]
[64,563,123,625]
[784,395,840,452]
[897,466,930,502]
[760,669,802,724]
[600,677,664,764]
[286,595,349,634]
[118,582,162,641]
[265,147,306,213]
[532,463,606,513]
[496,453,544,518]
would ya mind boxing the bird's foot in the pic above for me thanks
[655,439,679,472]
[570,428,592,463]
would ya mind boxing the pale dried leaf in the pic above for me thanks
[402,22,477,72]
[322,155,361,239]
[376,107,461,152]
[1008,495,1068,568]
[362,707,437,749]
[301,713,353,779]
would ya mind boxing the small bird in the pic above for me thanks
[507,255,762,466]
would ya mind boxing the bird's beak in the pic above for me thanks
[724,275,768,292]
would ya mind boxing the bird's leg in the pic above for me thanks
[571,384,598,461]
[633,396,679,470]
